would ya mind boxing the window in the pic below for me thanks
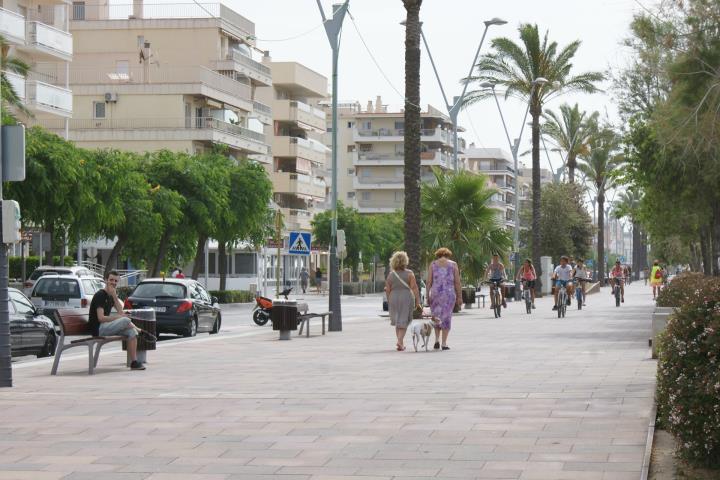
[394,121,405,130]
[347,168,355,175]
[361,169,371,178]
[347,121,354,128]
[234,253,256,275]
[359,144,372,152]
[361,121,371,130]
[72,1,85,20]
[116,60,129,76]
[395,167,403,178]
[394,191,404,202]
[208,252,216,275]
[93,101,106,119]
[347,192,356,199]
[347,145,356,152]
[9,291,34,315]
[361,191,371,201]
[395,144,404,154]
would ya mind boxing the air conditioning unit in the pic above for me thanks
[104,92,118,103]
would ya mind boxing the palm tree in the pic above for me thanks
[613,188,647,281]
[1,35,31,122]
[401,0,422,273]
[578,127,623,285]
[542,104,598,184]
[465,24,603,293]
[421,169,512,284]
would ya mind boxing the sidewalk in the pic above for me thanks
[0,284,657,480]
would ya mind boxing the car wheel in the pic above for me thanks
[183,316,198,337]
[37,332,56,358]
[210,313,221,334]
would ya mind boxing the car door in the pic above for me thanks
[10,290,44,350]
[196,284,216,328]
[189,283,211,330]
[7,297,24,354]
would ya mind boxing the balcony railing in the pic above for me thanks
[253,100,271,115]
[293,100,325,121]
[0,7,26,43]
[227,49,270,76]
[26,80,72,115]
[291,136,329,154]
[4,71,26,100]
[27,21,73,59]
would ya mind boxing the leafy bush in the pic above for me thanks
[209,290,254,304]
[656,275,720,468]
[656,272,707,307]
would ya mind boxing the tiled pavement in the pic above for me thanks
[0,283,657,480]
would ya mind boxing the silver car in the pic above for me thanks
[30,274,105,310]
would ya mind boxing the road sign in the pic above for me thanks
[288,232,311,255]
[586,259,594,268]
[509,252,516,262]
[619,255,626,263]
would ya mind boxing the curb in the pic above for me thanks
[641,399,658,480]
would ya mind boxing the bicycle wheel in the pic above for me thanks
[577,289,582,310]
[525,295,531,314]
[615,286,620,307]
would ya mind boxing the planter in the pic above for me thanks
[461,287,476,308]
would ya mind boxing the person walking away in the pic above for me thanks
[485,254,508,309]
[299,267,309,294]
[315,267,322,294]
[610,260,625,303]
[552,256,573,311]
[516,258,537,308]
[427,247,462,351]
[385,251,421,351]
[175,268,185,279]
[573,259,590,306]
[89,270,145,370]
[650,260,662,299]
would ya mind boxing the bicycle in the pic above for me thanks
[486,280,503,318]
[521,280,533,314]
[612,277,623,307]
[556,282,568,318]
[574,277,586,310]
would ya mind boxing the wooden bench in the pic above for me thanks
[50,308,125,375]
[297,311,332,337]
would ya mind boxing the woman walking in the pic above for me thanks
[426,247,462,350]
[385,251,421,351]
[650,260,663,300]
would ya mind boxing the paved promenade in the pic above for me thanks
[0,283,656,480]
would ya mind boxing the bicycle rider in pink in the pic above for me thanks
[516,258,537,309]
[610,260,625,303]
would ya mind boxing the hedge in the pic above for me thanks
[656,274,720,468]
[209,290,254,304]
[9,256,78,280]
[656,272,706,307]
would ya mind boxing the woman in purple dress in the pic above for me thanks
[426,247,462,350]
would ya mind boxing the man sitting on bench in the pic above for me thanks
[89,270,145,371]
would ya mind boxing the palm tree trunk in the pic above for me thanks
[191,234,208,279]
[402,0,422,274]
[104,233,127,279]
[531,107,543,295]
[567,153,576,184]
[700,225,712,275]
[597,192,605,284]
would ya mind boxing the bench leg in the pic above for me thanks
[88,343,95,375]
[306,318,310,337]
[298,318,305,336]
[50,344,63,375]
[93,342,104,368]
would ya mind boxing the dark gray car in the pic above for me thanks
[9,288,57,358]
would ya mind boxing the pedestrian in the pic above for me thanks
[299,267,309,294]
[426,247,462,351]
[170,267,180,278]
[385,251,421,352]
[175,268,185,279]
[315,267,322,294]
[650,260,663,299]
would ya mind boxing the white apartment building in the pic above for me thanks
[517,165,553,202]
[0,0,73,128]
[257,61,329,233]
[326,96,463,214]
[462,146,516,230]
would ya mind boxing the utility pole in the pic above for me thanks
[317,0,349,332]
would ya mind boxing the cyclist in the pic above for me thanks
[516,258,537,309]
[485,254,507,309]
[552,256,573,311]
[610,260,625,303]
[572,259,589,306]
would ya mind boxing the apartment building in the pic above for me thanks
[463,146,516,230]
[0,0,73,128]
[327,97,463,214]
[37,0,271,161]
[256,61,329,233]
[517,165,553,202]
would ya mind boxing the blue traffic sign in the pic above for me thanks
[288,232,311,255]
[585,259,594,268]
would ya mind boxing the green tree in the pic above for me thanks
[421,169,512,284]
[1,35,30,124]
[466,24,603,292]
[401,0,422,273]
[366,212,404,270]
[542,103,598,184]
[612,188,649,278]
[312,202,369,271]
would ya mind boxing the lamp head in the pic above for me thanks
[484,17,508,27]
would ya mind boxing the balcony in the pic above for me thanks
[352,126,452,144]
[353,176,404,190]
[252,100,272,125]
[356,199,403,214]
[421,150,453,169]
[353,151,404,166]
[273,99,326,131]
[0,7,26,45]
[41,117,268,154]
[212,49,272,87]
[279,207,313,231]
[25,21,72,61]
[272,171,326,199]
[26,80,72,117]
[273,136,329,163]
[4,71,26,101]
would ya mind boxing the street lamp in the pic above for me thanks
[482,77,548,300]
[407,16,506,171]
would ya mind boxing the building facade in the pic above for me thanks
[462,146,516,230]
[326,97,463,214]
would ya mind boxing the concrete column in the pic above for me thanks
[541,256,553,295]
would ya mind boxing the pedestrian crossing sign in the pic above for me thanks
[288,232,311,255]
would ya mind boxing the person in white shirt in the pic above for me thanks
[573,260,590,306]
[552,256,574,311]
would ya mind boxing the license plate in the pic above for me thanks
[45,301,68,307]
[152,306,166,313]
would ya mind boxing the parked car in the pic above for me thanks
[30,274,105,310]
[124,278,221,337]
[8,288,57,358]
[23,265,100,296]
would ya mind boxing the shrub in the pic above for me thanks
[656,272,707,307]
[209,290,254,304]
[656,275,720,468]
[116,286,134,301]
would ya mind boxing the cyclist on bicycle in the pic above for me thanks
[552,256,573,311]
[516,258,537,309]
[485,254,507,309]
[610,260,625,303]
[572,259,589,306]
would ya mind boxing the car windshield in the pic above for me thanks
[33,278,81,298]
[29,269,71,281]
[133,282,186,299]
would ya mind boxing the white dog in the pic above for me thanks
[411,318,439,352]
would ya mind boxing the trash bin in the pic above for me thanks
[271,299,298,340]
[461,287,476,308]
[122,308,156,365]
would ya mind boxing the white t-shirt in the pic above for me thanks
[554,264,573,281]
[574,266,588,279]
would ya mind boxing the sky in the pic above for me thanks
[229,0,647,172]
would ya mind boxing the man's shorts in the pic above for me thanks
[555,280,569,288]
[99,317,137,338]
